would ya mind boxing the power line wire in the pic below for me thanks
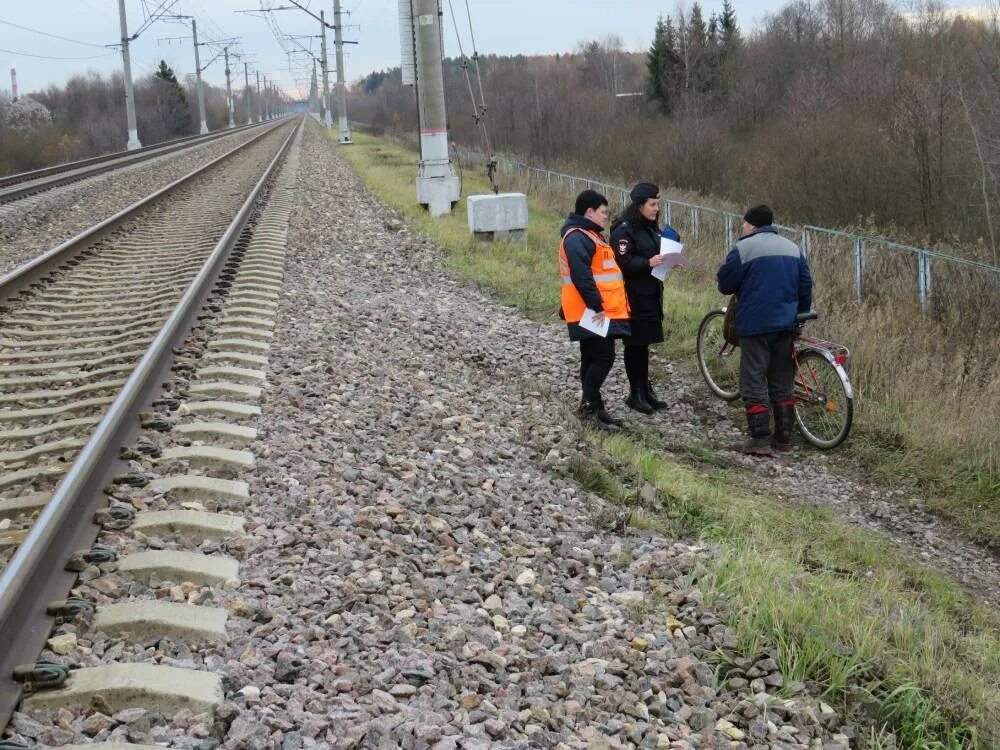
[0,18,108,48]
[0,46,115,61]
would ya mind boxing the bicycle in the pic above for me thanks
[696,307,854,448]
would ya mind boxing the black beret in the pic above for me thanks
[629,182,660,202]
[743,204,774,228]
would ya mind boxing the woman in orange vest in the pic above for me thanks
[559,190,631,430]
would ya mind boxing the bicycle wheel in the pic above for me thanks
[793,350,853,448]
[696,310,740,401]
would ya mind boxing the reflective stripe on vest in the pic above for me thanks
[558,228,630,324]
[561,272,623,284]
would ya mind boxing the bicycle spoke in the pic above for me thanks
[697,310,740,401]
[794,351,853,448]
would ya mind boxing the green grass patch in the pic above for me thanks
[576,435,999,748]
[335,128,1000,747]
[341,133,561,320]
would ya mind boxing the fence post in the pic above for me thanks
[853,237,863,303]
[725,214,733,248]
[665,202,672,226]
[925,255,932,301]
[918,250,928,312]
[690,207,698,240]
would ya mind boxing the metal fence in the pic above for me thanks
[351,123,1000,313]
[458,146,1000,313]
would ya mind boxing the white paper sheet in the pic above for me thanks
[660,237,684,255]
[651,239,688,282]
[578,307,610,337]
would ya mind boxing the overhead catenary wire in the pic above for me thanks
[0,47,115,61]
[463,0,488,120]
[0,18,108,49]
[445,0,497,192]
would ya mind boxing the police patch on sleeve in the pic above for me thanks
[618,239,630,255]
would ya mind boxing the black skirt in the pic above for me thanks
[624,318,663,346]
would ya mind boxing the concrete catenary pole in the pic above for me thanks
[224,48,234,128]
[309,59,318,115]
[412,0,460,216]
[333,0,352,143]
[320,10,333,129]
[243,62,251,124]
[9,68,17,102]
[262,75,268,119]
[117,0,142,149]
[193,19,208,134]
[316,58,326,123]
[255,70,261,123]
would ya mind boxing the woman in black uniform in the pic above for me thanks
[609,182,680,413]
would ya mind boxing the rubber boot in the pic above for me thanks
[596,400,624,428]
[579,399,621,431]
[644,381,668,410]
[742,406,773,456]
[626,385,654,414]
[772,399,796,453]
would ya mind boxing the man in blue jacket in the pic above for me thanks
[717,205,813,455]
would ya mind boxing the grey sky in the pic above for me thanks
[0,0,982,98]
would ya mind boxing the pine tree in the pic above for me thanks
[662,17,684,108]
[720,0,740,49]
[686,3,710,98]
[717,0,741,101]
[155,60,179,85]
[688,3,708,52]
[646,16,669,111]
[152,60,188,137]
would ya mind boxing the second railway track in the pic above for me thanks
[0,120,282,206]
[0,115,301,734]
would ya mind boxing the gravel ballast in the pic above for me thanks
[210,120,851,747]
[4,118,993,748]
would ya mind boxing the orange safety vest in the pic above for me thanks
[558,228,630,323]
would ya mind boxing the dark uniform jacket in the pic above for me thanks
[610,218,677,322]
[717,226,813,336]
[560,214,631,341]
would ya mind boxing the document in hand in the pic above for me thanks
[652,237,688,282]
[578,307,610,337]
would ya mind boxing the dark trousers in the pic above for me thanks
[739,331,794,407]
[579,336,616,405]
[623,343,649,389]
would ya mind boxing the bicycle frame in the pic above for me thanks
[793,332,854,399]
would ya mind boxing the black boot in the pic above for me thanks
[741,406,773,456]
[626,385,654,414]
[644,380,668,410]
[579,399,622,431]
[596,400,624,428]
[772,399,796,453]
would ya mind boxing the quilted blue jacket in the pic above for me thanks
[716,226,813,336]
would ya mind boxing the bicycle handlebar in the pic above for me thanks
[796,310,819,323]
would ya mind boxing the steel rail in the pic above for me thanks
[0,118,287,304]
[0,116,301,734]
[0,117,290,205]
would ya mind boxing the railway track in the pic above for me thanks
[0,114,301,741]
[0,119,280,206]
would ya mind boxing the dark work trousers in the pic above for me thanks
[739,331,794,407]
[579,336,616,405]
[623,343,649,388]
